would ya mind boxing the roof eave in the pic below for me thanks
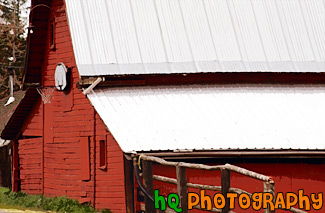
[134,149,325,159]
[78,72,325,90]
[1,88,39,140]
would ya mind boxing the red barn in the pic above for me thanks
[1,0,325,212]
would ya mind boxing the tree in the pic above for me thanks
[0,0,28,99]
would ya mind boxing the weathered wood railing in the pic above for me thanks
[134,154,306,213]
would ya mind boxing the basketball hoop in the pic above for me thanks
[37,86,55,104]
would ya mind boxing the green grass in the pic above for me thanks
[0,187,111,213]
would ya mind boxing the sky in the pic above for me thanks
[21,0,31,28]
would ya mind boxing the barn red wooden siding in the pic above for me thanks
[16,0,126,211]
[21,99,42,137]
[80,137,90,181]
[15,99,42,194]
[19,138,42,194]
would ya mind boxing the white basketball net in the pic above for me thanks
[37,87,55,104]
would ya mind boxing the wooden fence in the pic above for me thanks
[134,154,306,213]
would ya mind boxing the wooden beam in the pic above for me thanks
[152,174,252,196]
[263,181,275,213]
[221,169,230,213]
[176,166,188,213]
[290,207,308,213]
[224,164,273,183]
[140,155,273,183]
[193,205,222,212]
[141,154,225,170]
[142,160,155,213]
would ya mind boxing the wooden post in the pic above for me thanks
[176,166,188,213]
[124,157,134,213]
[142,160,155,213]
[12,139,19,192]
[264,181,275,213]
[221,169,230,213]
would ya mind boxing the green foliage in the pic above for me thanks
[41,196,95,213]
[0,187,111,213]
[0,188,43,211]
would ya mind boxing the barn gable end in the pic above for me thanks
[2,0,127,211]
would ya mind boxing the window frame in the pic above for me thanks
[49,18,56,50]
[99,136,107,170]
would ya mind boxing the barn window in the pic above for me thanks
[50,18,56,50]
[99,138,107,170]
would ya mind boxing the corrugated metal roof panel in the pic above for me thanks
[87,85,325,152]
[65,0,325,76]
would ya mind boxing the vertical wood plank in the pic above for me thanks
[44,102,54,143]
[221,169,230,213]
[142,160,154,213]
[264,182,275,213]
[124,157,135,213]
[176,166,188,213]
[12,139,19,192]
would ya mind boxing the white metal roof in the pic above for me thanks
[87,85,325,153]
[65,0,325,76]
